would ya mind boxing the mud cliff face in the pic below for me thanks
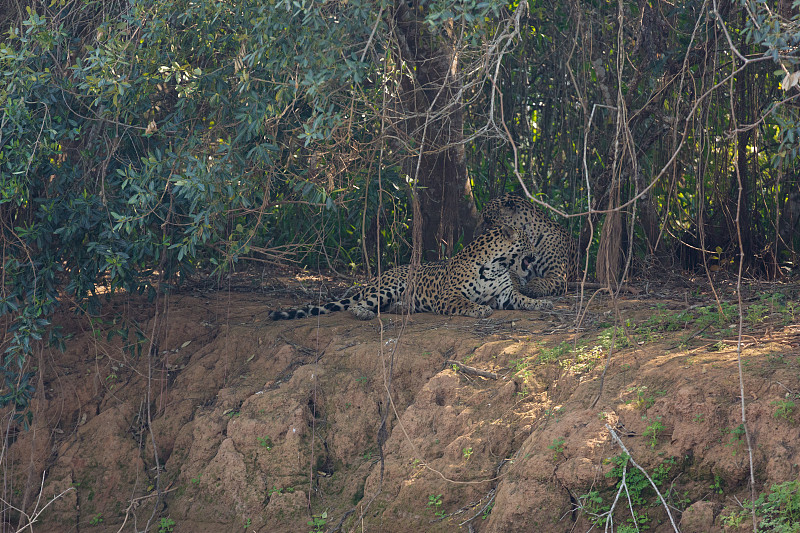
[3,286,800,532]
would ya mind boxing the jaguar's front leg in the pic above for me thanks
[522,261,569,297]
[437,294,493,318]
[496,288,553,311]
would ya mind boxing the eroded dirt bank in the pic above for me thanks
[3,279,800,532]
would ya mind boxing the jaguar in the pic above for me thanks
[478,193,578,297]
[269,224,552,320]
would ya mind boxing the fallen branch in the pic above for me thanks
[116,486,180,533]
[444,360,498,380]
[667,323,712,350]
[568,282,641,295]
[327,508,355,533]
[458,488,496,526]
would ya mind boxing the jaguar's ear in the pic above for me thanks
[503,192,519,208]
[500,224,518,241]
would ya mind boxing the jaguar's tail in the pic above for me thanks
[268,299,352,321]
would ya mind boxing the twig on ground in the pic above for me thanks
[569,282,640,295]
[116,486,179,533]
[445,360,498,380]
[667,323,712,349]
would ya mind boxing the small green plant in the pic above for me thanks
[428,493,445,518]
[537,341,573,363]
[598,326,630,350]
[710,474,725,494]
[673,490,692,511]
[724,424,746,454]
[641,304,689,332]
[784,301,798,324]
[559,344,605,374]
[643,416,665,448]
[244,517,251,529]
[89,513,103,526]
[756,480,800,531]
[509,357,533,385]
[462,447,473,461]
[548,437,565,461]
[578,489,611,527]
[631,386,655,411]
[653,457,675,480]
[720,509,746,527]
[771,399,796,421]
[307,510,327,533]
[746,302,768,326]
[257,436,274,449]
[191,474,202,485]
[158,517,176,533]
[768,353,787,365]
[542,407,565,421]
[481,501,494,519]
[708,340,728,352]
[693,413,705,423]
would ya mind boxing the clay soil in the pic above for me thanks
[2,271,800,532]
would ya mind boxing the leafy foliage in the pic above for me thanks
[0,0,505,411]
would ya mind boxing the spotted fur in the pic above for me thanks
[269,224,552,321]
[477,193,578,297]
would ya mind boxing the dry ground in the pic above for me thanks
[2,269,799,532]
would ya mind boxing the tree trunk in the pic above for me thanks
[392,2,477,261]
[596,179,622,288]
